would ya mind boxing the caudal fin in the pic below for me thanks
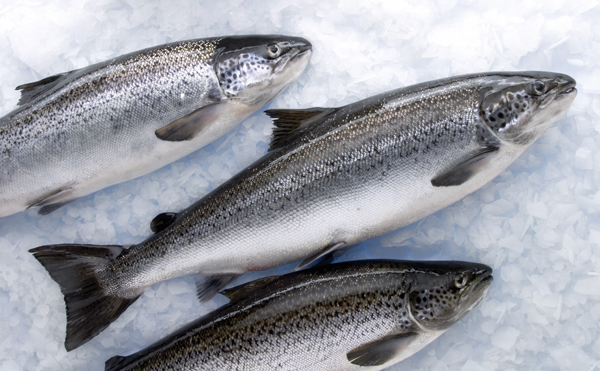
[29,244,140,351]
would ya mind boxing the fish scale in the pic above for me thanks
[104,260,493,370]
[0,35,312,217]
[30,71,576,351]
[108,81,484,288]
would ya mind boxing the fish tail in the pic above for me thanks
[29,244,140,351]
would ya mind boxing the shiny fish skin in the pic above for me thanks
[105,260,493,371]
[30,71,576,351]
[0,35,312,217]
[109,72,575,291]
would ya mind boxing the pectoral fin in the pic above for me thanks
[156,103,223,142]
[431,145,500,187]
[295,241,346,271]
[347,332,418,366]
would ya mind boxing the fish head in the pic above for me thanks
[406,261,493,331]
[479,72,577,146]
[214,35,312,106]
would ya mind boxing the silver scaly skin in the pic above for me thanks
[104,260,493,371]
[0,35,312,217]
[30,71,575,351]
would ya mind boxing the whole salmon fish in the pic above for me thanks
[105,260,493,371]
[0,35,312,217]
[31,71,576,350]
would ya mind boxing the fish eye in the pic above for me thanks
[532,80,546,95]
[267,44,281,58]
[453,274,468,289]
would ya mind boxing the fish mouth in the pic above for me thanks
[296,40,313,55]
[559,86,577,96]
[554,73,577,97]
[463,265,493,301]
[476,274,493,289]
[470,270,493,300]
[458,269,493,316]
[474,265,493,286]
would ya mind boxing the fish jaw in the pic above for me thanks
[102,260,492,371]
[479,72,577,146]
[407,262,493,332]
[214,35,312,106]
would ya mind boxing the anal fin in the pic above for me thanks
[431,145,500,187]
[195,274,241,302]
[220,275,281,302]
[347,332,418,366]
[28,188,77,215]
[295,241,346,271]
[38,201,75,215]
[156,103,223,142]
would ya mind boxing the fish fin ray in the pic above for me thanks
[431,145,500,187]
[347,332,418,366]
[295,241,346,271]
[265,107,335,151]
[150,212,177,233]
[16,72,74,106]
[155,103,223,142]
[105,355,128,371]
[195,274,241,302]
[38,201,76,215]
[29,187,74,206]
[220,275,281,302]
[29,244,139,351]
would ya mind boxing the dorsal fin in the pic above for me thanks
[15,72,74,106]
[265,107,335,151]
[150,212,177,233]
[105,355,128,371]
[220,275,281,301]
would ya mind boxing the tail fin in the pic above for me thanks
[29,244,140,351]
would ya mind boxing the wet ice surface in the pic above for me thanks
[1,1,600,370]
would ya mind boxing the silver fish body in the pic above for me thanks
[105,260,493,371]
[30,71,575,350]
[0,35,312,217]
